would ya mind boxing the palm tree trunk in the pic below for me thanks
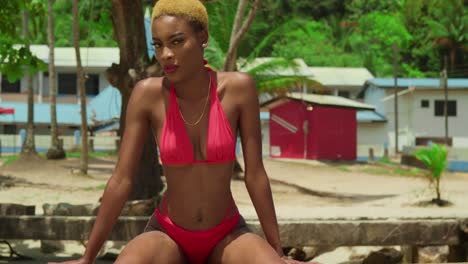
[108,0,162,200]
[436,178,441,201]
[21,7,37,156]
[72,0,88,174]
[46,0,65,160]
[223,0,262,71]
[222,0,262,177]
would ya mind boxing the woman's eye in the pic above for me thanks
[173,39,183,45]
[152,42,161,48]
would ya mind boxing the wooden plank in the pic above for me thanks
[0,216,463,247]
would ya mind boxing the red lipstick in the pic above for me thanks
[164,64,179,74]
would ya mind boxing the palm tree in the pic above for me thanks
[46,0,65,160]
[21,6,37,156]
[425,0,467,74]
[415,143,448,205]
[72,0,88,174]
[108,0,163,200]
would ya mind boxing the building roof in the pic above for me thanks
[238,58,314,77]
[261,93,375,110]
[288,93,375,110]
[260,105,381,122]
[23,45,120,68]
[308,67,374,87]
[357,110,387,123]
[366,78,468,89]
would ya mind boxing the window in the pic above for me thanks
[434,100,457,116]
[58,73,77,95]
[338,91,350,98]
[1,77,20,93]
[421,100,429,108]
[85,74,100,95]
[3,125,17,135]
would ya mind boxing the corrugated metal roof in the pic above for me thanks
[22,45,120,68]
[367,78,468,89]
[309,67,374,87]
[238,57,314,77]
[288,93,375,110]
[357,110,387,122]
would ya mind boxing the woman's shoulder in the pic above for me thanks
[133,77,165,97]
[217,71,256,94]
[128,77,165,111]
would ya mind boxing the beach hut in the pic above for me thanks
[261,93,375,160]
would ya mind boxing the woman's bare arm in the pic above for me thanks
[49,79,155,264]
[236,73,284,257]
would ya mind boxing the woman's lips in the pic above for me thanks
[164,65,179,74]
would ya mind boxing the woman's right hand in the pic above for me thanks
[48,257,91,264]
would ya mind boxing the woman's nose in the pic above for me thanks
[161,47,174,61]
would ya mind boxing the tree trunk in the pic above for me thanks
[223,0,262,72]
[223,0,262,177]
[21,8,37,156]
[46,0,65,160]
[72,0,88,175]
[108,0,162,200]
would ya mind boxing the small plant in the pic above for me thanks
[414,143,448,205]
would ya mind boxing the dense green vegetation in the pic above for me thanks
[1,0,467,78]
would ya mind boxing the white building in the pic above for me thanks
[0,45,119,104]
[309,67,374,99]
[360,78,468,153]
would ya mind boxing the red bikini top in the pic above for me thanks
[159,67,236,165]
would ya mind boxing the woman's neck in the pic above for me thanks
[172,67,211,101]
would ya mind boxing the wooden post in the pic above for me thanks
[88,138,94,153]
[369,148,374,162]
[442,56,449,145]
[115,139,121,153]
[401,245,417,264]
[393,41,399,154]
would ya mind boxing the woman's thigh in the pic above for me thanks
[208,232,284,264]
[115,231,187,264]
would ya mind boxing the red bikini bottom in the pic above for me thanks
[152,196,242,264]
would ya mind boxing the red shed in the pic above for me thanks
[261,93,374,160]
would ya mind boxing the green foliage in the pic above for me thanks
[348,12,412,76]
[0,0,47,82]
[66,151,110,158]
[345,0,402,19]
[271,20,364,67]
[415,143,447,180]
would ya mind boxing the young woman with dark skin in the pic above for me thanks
[49,1,314,263]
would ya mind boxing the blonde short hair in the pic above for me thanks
[152,0,211,31]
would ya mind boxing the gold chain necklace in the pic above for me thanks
[178,75,211,126]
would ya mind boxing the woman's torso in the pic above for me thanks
[144,71,241,231]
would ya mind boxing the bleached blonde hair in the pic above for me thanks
[152,0,215,31]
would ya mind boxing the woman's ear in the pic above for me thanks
[198,30,209,48]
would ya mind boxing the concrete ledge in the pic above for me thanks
[0,216,466,247]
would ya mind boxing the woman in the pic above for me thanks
[51,0,306,263]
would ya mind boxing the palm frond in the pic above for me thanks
[415,143,448,180]
[241,57,301,76]
[205,34,226,70]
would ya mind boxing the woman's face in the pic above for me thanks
[151,16,207,83]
